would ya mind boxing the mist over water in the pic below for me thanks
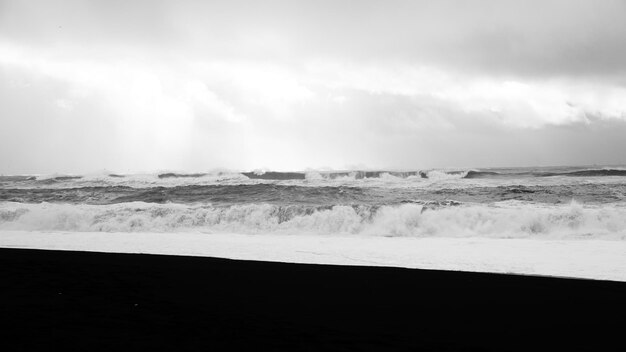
[2,166,626,239]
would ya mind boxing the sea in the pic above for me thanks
[2,165,626,240]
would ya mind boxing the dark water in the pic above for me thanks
[1,183,626,205]
[2,166,626,205]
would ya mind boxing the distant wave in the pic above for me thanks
[158,172,208,179]
[0,175,37,182]
[2,167,626,191]
[420,170,469,180]
[243,171,424,180]
[242,171,306,180]
[539,169,626,177]
[463,171,503,179]
[245,170,427,180]
[463,168,626,179]
[2,201,625,239]
[36,176,83,184]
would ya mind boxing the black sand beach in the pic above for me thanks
[0,248,624,351]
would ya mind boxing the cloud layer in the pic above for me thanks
[1,0,626,173]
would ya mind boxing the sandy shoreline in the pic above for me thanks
[1,247,624,351]
[1,230,626,281]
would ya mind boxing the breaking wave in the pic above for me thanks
[246,171,424,180]
[422,170,469,180]
[1,201,625,239]
[464,171,504,179]
[243,168,626,181]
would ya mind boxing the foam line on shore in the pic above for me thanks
[1,231,625,282]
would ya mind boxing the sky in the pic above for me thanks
[1,0,626,174]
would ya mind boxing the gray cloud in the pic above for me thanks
[3,0,625,77]
[2,0,626,173]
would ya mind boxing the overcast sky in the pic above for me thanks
[2,0,626,173]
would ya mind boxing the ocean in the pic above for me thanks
[2,165,626,240]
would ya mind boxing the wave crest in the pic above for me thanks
[1,201,625,239]
[422,170,470,180]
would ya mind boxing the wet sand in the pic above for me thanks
[1,248,624,351]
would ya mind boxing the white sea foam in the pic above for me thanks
[2,201,626,239]
[423,170,470,181]
[304,171,325,181]
[2,231,626,281]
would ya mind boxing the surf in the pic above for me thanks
[2,200,625,240]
